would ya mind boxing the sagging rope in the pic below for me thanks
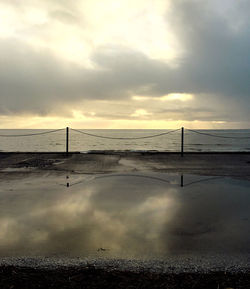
[70,128,181,140]
[64,173,170,187]
[94,173,170,183]
[183,176,224,187]
[186,129,250,139]
[0,128,64,137]
[1,127,248,140]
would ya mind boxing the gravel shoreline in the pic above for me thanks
[0,257,249,289]
[1,256,250,273]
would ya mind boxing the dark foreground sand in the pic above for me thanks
[0,152,249,288]
[0,263,249,289]
[0,256,249,289]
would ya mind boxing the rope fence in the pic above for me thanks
[71,128,180,140]
[0,128,64,137]
[186,129,250,139]
[0,127,249,154]
[64,173,171,188]
[62,174,224,188]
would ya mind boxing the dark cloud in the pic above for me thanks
[0,41,172,114]
[167,0,250,98]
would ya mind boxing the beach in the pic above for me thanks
[0,152,249,288]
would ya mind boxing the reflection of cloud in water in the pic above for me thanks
[161,180,250,254]
[0,174,249,258]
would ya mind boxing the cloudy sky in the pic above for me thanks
[0,0,249,128]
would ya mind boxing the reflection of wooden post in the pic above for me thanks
[181,127,184,157]
[66,127,69,155]
[181,174,184,187]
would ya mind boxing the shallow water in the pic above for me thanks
[0,173,249,259]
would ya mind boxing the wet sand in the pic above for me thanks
[0,151,250,179]
[0,152,249,288]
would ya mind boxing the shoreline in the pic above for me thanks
[1,255,250,273]
[1,151,250,180]
[1,150,250,153]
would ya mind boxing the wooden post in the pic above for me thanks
[181,127,184,157]
[181,174,184,187]
[66,127,69,155]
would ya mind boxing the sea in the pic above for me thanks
[0,129,250,152]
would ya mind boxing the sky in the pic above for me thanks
[0,0,249,129]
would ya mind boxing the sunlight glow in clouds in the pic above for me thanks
[132,93,194,102]
[0,0,177,67]
[76,0,177,63]
[131,109,152,117]
[0,0,249,128]
[0,114,234,129]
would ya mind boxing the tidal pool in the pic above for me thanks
[0,173,249,259]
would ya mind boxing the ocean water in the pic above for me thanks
[0,129,250,152]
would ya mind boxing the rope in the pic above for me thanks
[66,173,170,187]
[70,128,181,140]
[186,129,250,139]
[0,128,64,137]
[183,176,224,187]
[94,173,170,183]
